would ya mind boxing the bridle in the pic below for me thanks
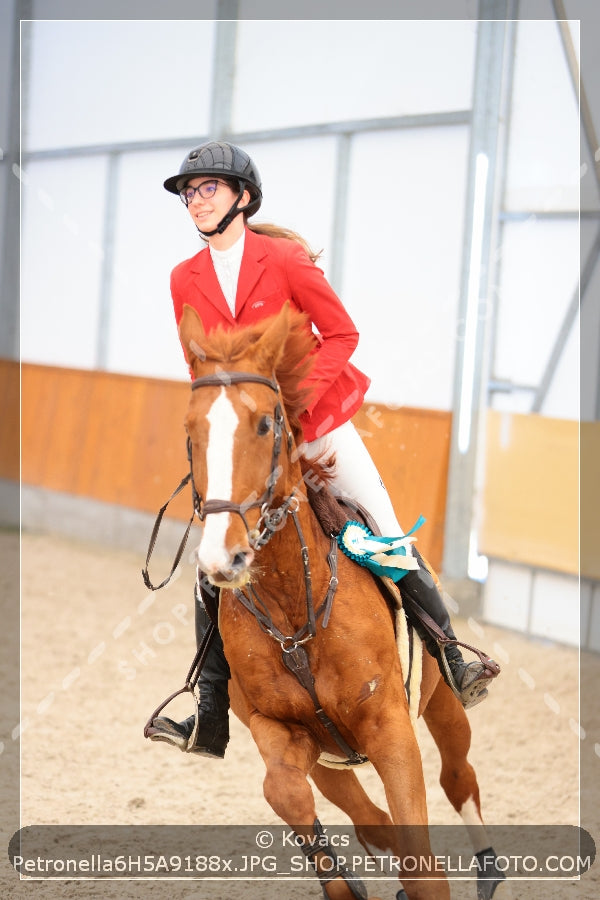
[188,369,299,551]
[142,369,299,592]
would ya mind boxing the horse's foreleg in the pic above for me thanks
[423,680,512,899]
[249,715,319,823]
[312,762,425,899]
[311,763,398,859]
[359,710,450,900]
[249,714,371,900]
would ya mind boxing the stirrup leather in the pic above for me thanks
[185,690,201,751]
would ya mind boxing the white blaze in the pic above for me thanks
[197,387,238,573]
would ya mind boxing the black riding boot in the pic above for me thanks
[400,549,498,709]
[149,589,231,757]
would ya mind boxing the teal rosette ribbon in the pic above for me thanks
[336,516,426,582]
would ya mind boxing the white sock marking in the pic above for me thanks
[460,796,490,854]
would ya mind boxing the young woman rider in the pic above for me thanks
[147,141,499,758]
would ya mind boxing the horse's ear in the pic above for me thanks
[179,305,207,365]
[254,303,291,371]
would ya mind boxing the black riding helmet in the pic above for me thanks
[164,141,262,237]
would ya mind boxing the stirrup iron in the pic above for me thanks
[437,637,500,709]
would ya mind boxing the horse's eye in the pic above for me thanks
[257,415,273,436]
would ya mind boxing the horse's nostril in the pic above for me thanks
[231,551,253,572]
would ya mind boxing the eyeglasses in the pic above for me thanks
[179,179,224,206]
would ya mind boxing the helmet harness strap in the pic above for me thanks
[195,179,247,238]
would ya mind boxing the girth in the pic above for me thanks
[281,644,368,767]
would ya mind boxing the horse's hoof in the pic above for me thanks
[476,847,507,900]
[487,882,513,898]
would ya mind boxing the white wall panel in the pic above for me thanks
[25,20,215,151]
[20,156,108,368]
[530,570,580,647]
[539,313,579,419]
[491,219,579,418]
[483,560,532,633]
[244,136,338,281]
[233,20,476,132]
[484,560,580,648]
[504,20,579,212]
[341,126,469,410]
[107,149,202,379]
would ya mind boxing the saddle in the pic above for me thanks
[305,473,426,637]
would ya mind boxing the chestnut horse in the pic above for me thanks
[170,303,509,900]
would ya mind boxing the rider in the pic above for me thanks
[147,141,499,758]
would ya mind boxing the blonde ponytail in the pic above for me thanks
[247,222,322,263]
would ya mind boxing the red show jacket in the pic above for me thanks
[170,227,370,442]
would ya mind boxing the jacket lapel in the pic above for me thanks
[189,247,233,323]
[234,229,267,317]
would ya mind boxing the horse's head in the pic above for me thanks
[179,303,314,588]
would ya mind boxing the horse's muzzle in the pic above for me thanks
[200,549,254,589]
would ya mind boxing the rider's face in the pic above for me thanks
[183,178,249,234]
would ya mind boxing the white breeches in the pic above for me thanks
[303,420,404,537]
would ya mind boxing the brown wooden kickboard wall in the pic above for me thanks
[7,360,451,572]
[480,409,579,576]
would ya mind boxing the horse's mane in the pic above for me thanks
[193,311,316,440]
